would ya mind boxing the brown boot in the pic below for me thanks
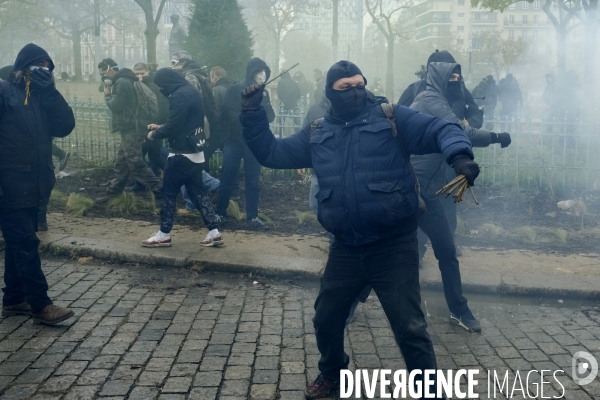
[2,302,32,317]
[32,304,74,325]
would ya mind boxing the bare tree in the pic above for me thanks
[132,0,167,64]
[365,0,412,98]
[253,0,318,74]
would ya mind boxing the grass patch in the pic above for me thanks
[258,213,274,226]
[480,223,504,238]
[227,200,245,220]
[106,192,147,216]
[66,193,94,216]
[295,210,317,225]
[516,226,537,243]
[49,189,68,206]
[589,228,600,239]
[553,229,568,243]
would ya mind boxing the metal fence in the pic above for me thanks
[54,98,118,168]
[58,98,600,191]
[475,116,600,191]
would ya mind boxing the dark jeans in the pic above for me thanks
[0,208,52,313]
[216,141,261,220]
[313,232,440,397]
[160,155,219,234]
[441,165,457,237]
[417,197,468,316]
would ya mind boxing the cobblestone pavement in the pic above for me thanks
[0,258,600,399]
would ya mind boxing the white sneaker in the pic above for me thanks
[200,231,224,247]
[142,231,172,247]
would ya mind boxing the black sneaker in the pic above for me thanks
[304,374,338,399]
[95,195,113,206]
[450,309,482,333]
[59,152,70,171]
[249,217,269,231]
[124,182,146,192]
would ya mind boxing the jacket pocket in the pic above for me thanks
[310,129,336,165]
[364,180,417,228]
[359,122,394,158]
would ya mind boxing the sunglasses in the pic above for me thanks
[170,60,180,66]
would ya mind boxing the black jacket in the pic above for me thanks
[152,69,204,154]
[399,79,484,128]
[212,77,231,114]
[0,44,75,209]
[410,62,491,200]
[277,74,301,110]
[105,68,138,133]
[142,75,169,125]
[221,57,275,144]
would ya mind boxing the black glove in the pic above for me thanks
[241,84,265,110]
[29,69,55,94]
[490,132,511,148]
[451,155,480,186]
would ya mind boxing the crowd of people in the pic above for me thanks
[1,42,527,398]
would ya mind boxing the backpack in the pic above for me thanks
[310,103,427,216]
[132,81,159,130]
[184,72,220,139]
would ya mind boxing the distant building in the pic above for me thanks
[402,0,582,57]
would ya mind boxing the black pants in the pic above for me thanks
[417,197,468,316]
[313,233,440,397]
[160,155,218,233]
[0,208,52,313]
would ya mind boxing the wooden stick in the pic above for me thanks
[265,63,299,86]
[444,180,466,198]
[437,175,466,194]
[469,186,479,205]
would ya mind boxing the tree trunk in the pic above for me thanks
[332,0,339,62]
[72,31,83,81]
[385,38,394,99]
[274,31,280,76]
[145,25,159,64]
[582,1,598,118]
[556,29,567,74]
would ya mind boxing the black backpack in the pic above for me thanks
[131,81,159,131]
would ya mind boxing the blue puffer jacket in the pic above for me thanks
[241,96,473,247]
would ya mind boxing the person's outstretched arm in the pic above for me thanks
[240,85,312,169]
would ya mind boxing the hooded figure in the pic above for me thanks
[239,59,482,397]
[215,58,276,230]
[142,68,223,249]
[498,73,522,116]
[104,68,140,133]
[276,71,301,111]
[410,62,505,200]
[398,50,484,128]
[0,43,75,324]
[151,68,203,152]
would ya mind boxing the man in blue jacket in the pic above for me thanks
[239,60,480,399]
[0,44,75,325]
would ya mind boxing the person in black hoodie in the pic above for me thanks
[399,50,484,129]
[131,62,169,185]
[216,58,275,230]
[0,43,75,324]
[143,69,223,248]
[410,61,511,332]
[96,65,162,205]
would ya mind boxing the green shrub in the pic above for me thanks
[49,189,68,206]
[517,226,537,243]
[295,210,317,224]
[227,200,245,220]
[106,192,146,216]
[480,223,503,238]
[553,229,568,243]
[258,213,274,226]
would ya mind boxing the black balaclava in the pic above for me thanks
[325,60,368,122]
[446,66,463,107]
[427,50,456,66]
[154,68,191,97]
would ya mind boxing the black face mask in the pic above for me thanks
[327,86,367,122]
[446,81,463,106]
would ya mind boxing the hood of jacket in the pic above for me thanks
[245,57,270,85]
[425,62,461,99]
[154,68,190,96]
[13,43,55,72]
[180,60,205,78]
[427,50,455,66]
[112,68,138,84]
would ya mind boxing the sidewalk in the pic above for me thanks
[36,213,600,299]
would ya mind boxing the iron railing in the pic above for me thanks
[59,98,600,191]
